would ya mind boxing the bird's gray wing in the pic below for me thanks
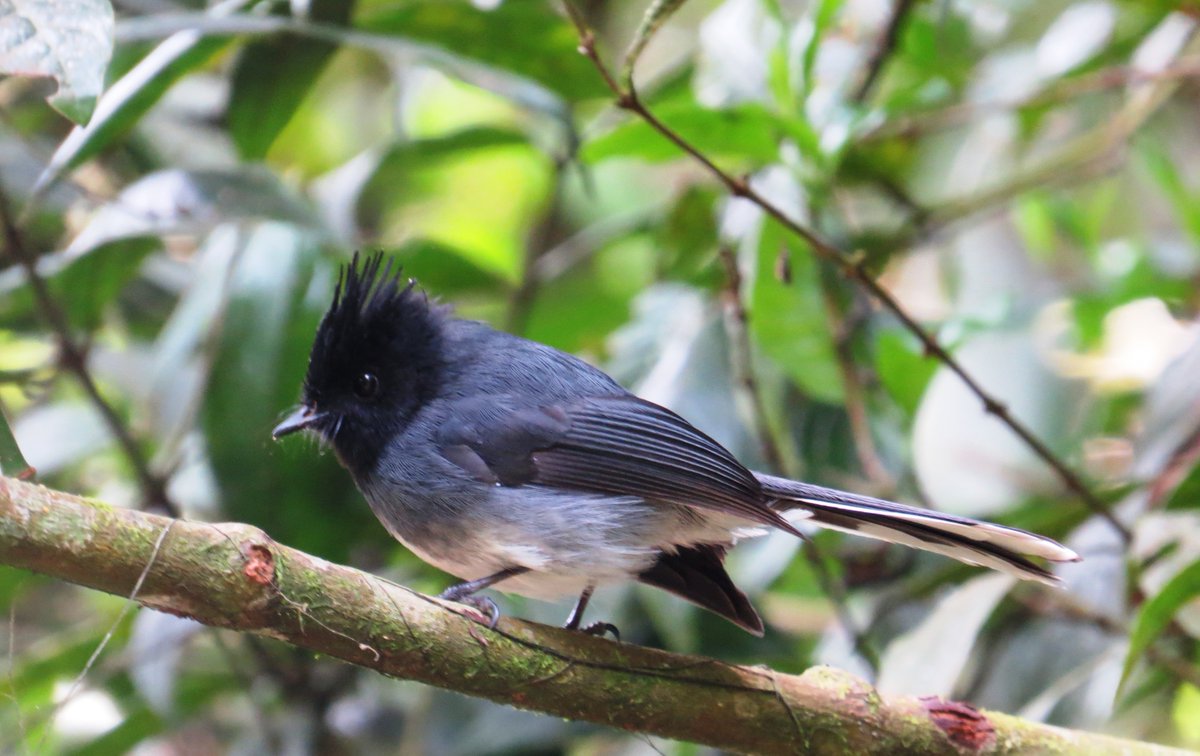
[436,394,799,534]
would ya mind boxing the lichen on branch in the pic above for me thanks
[0,477,1180,755]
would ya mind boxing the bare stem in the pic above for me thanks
[816,270,894,492]
[508,158,571,335]
[862,57,1200,143]
[851,0,916,103]
[0,186,177,516]
[718,247,880,671]
[561,1,1132,543]
[1015,587,1200,690]
[717,247,786,473]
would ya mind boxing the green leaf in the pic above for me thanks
[63,673,233,756]
[0,0,114,123]
[202,228,384,560]
[879,11,974,111]
[582,101,783,164]
[875,328,936,415]
[655,186,721,283]
[383,238,505,295]
[2,168,314,331]
[1070,251,1193,350]
[1139,139,1200,245]
[356,126,529,230]
[1164,459,1200,511]
[356,133,550,281]
[749,217,843,403]
[0,239,156,332]
[1174,682,1200,747]
[621,0,689,84]
[357,0,605,102]
[0,397,32,479]
[798,0,843,98]
[878,573,1015,697]
[1120,559,1200,695]
[1012,193,1059,261]
[523,242,650,354]
[227,0,355,160]
[33,11,237,196]
[759,0,794,111]
[55,238,158,331]
[69,167,323,252]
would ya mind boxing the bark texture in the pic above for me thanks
[0,477,1183,755]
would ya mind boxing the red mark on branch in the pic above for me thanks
[921,697,995,751]
[242,544,275,585]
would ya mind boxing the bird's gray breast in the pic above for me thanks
[358,450,722,599]
[354,397,754,599]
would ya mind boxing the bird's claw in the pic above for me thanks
[578,621,620,641]
[439,590,501,629]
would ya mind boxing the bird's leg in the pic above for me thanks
[438,566,529,628]
[563,585,620,640]
[563,585,594,630]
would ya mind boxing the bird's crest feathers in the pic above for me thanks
[326,252,418,339]
[304,252,444,405]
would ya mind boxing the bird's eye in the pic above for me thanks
[353,372,380,400]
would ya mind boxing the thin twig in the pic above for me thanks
[1145,423,1200,510]
[716,247,879,670]
[531,209,655,284]
[768,669,803,744]
[0,186,177,516]
[871,31,1199,256]
[561,1,1132,543]
[151,235,246,476]
[4,599,28,755]
[851,0,915,103]
[815,269,894,492]
[717,247,786,473]
[800,542,881,672]
[637,734,668,756]
[1015,587,1200,690]
[863,56,1200,143]
[208,631,285,753]
[31,521,174,754]
[3,603,229,753]
[508,157,571,335]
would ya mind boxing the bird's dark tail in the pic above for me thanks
[755,473,1080,585]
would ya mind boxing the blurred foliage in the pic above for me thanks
[2,0,1200,752]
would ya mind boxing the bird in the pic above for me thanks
[272,252,1080,636]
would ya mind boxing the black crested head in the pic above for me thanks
[291,252,447,477]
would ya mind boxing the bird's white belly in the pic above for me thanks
[391,521,661,600]
[363,479,758,600]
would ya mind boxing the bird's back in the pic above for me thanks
[438,319,627,402]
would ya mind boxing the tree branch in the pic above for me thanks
[561,2,1132,544]
[0,185,176,516]
[0,476,1180,755]
[861,56,1200,143]
[851,0,915,103]
[718,247,881,672]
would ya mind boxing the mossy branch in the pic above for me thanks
[0,477,1181,755]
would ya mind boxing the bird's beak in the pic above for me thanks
[272,406,322,440]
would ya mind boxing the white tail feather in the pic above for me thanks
[756,473,1080,585]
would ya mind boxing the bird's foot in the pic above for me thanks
[438,587,501,629]
[576,621,620,641]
